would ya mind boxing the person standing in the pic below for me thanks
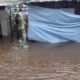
[18,12,28,48]
[14,13,22,42]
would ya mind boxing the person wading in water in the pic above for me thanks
[14,13,22,42]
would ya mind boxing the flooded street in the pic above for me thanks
[0,39,80,80]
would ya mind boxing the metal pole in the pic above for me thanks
[9,6,13,42]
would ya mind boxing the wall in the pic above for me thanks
[0,10,10,36]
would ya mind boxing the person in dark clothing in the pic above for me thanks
[14,14,22,42]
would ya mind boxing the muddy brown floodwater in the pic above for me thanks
[0,39,80,80]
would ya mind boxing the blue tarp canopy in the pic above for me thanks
[28,6,80,43]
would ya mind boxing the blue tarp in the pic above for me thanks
[28,6,80,43]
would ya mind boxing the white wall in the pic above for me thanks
[0,10,10,36]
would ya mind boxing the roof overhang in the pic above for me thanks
[28,1,80,8]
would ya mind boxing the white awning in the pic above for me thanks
[0,0,21,6]
[29,0,62,2]
[0,3,13,6]
[29,0,74,3]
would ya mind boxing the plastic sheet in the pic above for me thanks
[28,6,80,43]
